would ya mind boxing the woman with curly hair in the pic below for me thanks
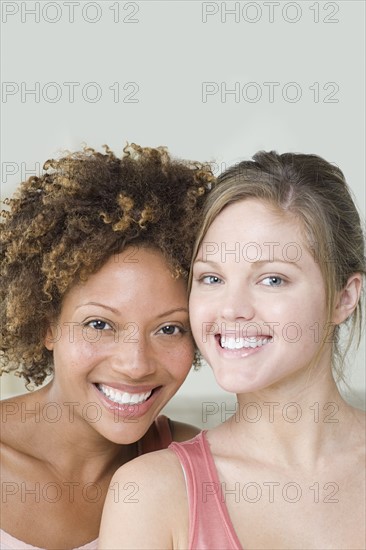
[0,143,214,549]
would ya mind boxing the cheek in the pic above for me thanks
[276,303,327,348]
[189,294,213,341]
[266,296,321,328]
[54,333,105,369]
[163,339,195,380]
[192,315,215,351]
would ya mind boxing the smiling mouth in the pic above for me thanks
[96,384,157,406]
[218,335,273,350]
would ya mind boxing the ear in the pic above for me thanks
[44,322,58,351]
[332,273,363,325]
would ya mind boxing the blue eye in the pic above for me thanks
[261,276,284,287]
[87,320,112,330]
[201,275,223,285]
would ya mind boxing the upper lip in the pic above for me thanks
[216,333,272,340]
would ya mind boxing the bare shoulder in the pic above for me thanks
[0,393,31,446]
[100,449,188,550]
[0,391,49,481]
[110,447,185,492]
[1,393,25,421]
[170,419,200,442]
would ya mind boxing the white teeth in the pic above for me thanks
[98,384,152,405]
[220,336,272,350]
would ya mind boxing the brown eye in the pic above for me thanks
[159,325,181,335]
[87,320,111,330]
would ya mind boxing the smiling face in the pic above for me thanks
[45,246,194,444]
[189,199,334,395]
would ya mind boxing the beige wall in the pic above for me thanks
[1,1,365,420]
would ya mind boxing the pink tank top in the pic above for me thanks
[169,431,243,550]
[0,415,173,550]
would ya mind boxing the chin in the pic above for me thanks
[99,422,151,446]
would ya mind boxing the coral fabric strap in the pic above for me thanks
[169,431,243,550]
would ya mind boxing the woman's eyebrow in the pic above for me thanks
[193,259,221,268]
[75,302,120,314]
[254,258,302,268]
[194,258,302,269]
[155,307,189,319]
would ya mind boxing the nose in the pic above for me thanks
[220,284,255,322]
[110,336,157,380]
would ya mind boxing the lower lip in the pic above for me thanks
[215,336,272,358]
[92,384,162,419]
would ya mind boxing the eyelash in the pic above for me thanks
[197,274,286,288]
[157,325,188,336]
[83,320,188,337]
[84,319,113,331]
[199,275,223,285]
[260,275,285,287]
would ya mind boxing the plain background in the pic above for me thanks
[1,1,365,426]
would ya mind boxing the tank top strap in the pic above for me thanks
[137,415,173,455]
[169,431,243,550]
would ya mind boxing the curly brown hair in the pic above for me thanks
[1,143,215,386]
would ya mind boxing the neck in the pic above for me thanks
[226,366,357,470]
[20,385,136,482]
